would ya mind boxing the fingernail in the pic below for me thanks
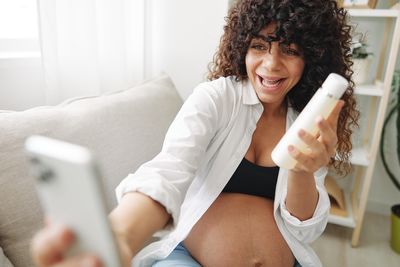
[288,145,294,152]
[298,129,305,136]
[316,116,323,124]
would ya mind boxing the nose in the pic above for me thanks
[261,42,282,71]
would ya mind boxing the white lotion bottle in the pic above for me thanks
[271,73,349,170]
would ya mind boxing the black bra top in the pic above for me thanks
[222,157,279,200]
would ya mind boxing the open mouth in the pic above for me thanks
[258,75,286,91]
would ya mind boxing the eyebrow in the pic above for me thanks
[251,34,303,55]
[253,34,280,43]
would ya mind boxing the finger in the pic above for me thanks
[31,224,75,267]
[289,144,330,173]
[53,254,102,267]
[290,128,331,171]
[326,100,345,132]
[314,100,343,141]
[288,145,317,173]
[316,117,337,156]
[297,129,324,155]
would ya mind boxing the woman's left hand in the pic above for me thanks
[288,100,345,174]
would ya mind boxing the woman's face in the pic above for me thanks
[245,23,305,109]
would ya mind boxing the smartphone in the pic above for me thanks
[25,135,123,267]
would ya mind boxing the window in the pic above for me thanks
[0,0,40,58]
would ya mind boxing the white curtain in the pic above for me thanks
[37,0,145,105]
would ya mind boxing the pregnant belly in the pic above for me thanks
[184,193,295,267]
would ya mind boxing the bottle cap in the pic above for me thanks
[321,73,349,99]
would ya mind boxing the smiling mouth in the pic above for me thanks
[258,76,286,90]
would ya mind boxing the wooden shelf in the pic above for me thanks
[328,192,356,228]
[330,6,400,247]
[334,147,369,166]
[354,82,384,96]
[349,147,370,166]
[348,9,400,18]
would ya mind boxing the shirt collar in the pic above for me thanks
[242,79,261,106]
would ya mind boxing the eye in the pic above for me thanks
[249,39,270,52]
[250,43,267,51]
[280,43,301,56]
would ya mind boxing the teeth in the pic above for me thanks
[262,78,281,86]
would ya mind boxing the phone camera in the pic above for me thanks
[29,157,55,183]
[29,156,41,165]
[38,168,54,183]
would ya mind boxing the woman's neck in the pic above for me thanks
[261,101,287,119]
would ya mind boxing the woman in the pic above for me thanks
[31,0,359,267]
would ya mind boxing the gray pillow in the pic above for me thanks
[0,74,182,267]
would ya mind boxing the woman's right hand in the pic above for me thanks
[31,192,171,267]
[31,222,102,267]
[31,221,133,267]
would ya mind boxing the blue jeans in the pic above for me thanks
[152,243,302,267]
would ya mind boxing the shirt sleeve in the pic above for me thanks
[278,167,330,244]
[115,83,221,229]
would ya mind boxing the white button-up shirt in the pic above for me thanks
[116,76,330,267]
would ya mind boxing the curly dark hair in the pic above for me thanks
[208,0,359,176]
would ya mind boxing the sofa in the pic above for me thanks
[0,74,183,267]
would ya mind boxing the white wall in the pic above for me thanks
[147,0,229,99]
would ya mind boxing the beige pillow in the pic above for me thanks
[0,74,182,267]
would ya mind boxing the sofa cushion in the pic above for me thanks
[0,74,182,267]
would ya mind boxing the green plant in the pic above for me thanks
[351,36,373,59]
[380,70,400,191]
